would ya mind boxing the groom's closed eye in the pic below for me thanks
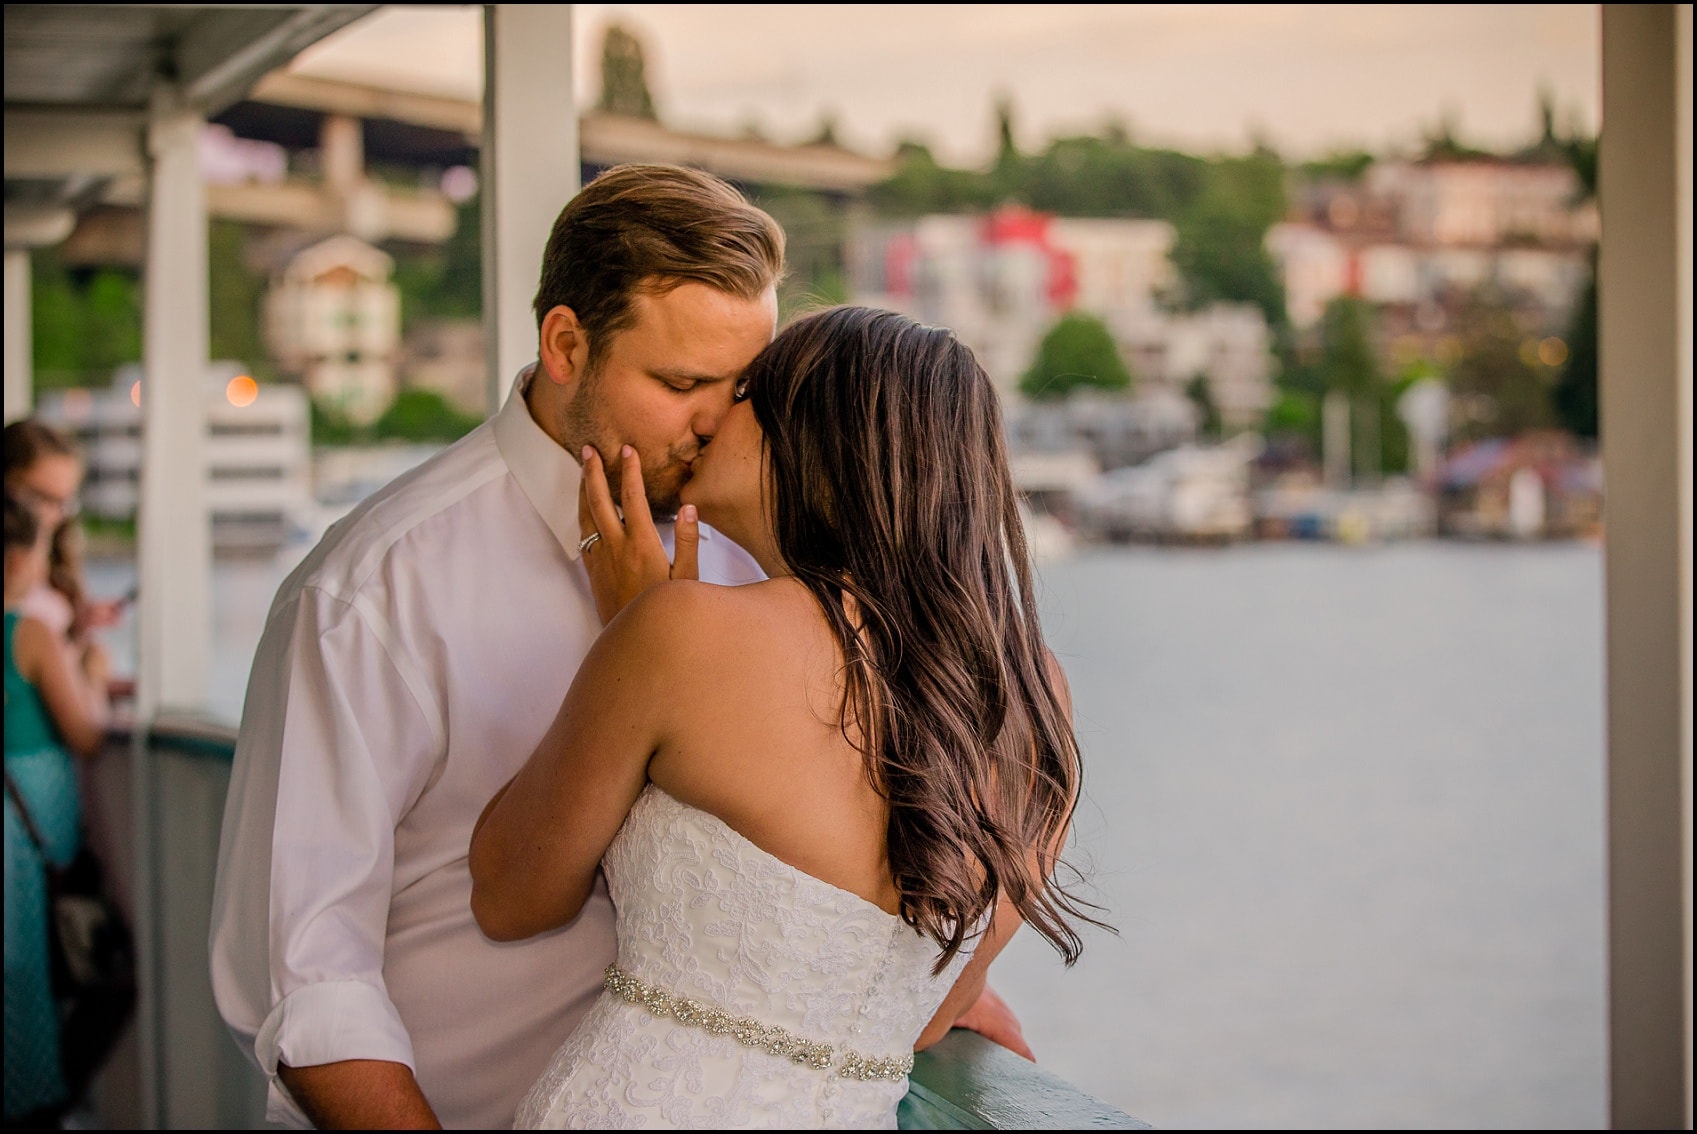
[650,367,741,394]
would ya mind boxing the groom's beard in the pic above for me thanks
[560,375,699,517]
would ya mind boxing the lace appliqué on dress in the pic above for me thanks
[514,786,974,1130]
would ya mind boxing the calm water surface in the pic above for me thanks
[88,540,1607,1130]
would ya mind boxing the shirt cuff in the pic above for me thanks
[255,979,416,1123]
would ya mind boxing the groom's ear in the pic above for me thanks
[538,305,591,390]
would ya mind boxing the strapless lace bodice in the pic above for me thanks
[515,784,973,1129]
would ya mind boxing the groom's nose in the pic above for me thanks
[688,391,734,446]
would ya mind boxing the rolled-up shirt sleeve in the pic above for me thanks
[210,582,444,1126]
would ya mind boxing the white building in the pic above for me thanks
[848,207,1272,428]
[1269,157,1598,331]
[1048,218,1176,314]
[1264,222,1351,329]
[1266,223,1593,331]
[37,362,313,553]
[264,234,400,425]
[1365,159,1599,249]
[1111,303,1275,430]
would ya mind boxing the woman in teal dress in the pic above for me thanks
[4,492,111,1126]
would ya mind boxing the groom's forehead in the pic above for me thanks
[611,285,775,368]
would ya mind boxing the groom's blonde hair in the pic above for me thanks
[532,164,786,369]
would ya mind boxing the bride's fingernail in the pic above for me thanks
[581,446,593,462]
[681,505,697,523]
[622,444,634,458]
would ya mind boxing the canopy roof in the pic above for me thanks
[3,4,377,247]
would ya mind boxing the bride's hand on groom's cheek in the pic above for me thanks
[579,444,700,626]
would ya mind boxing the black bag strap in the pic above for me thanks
[4,767,51,860]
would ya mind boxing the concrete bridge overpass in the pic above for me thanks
[31,68,895,266]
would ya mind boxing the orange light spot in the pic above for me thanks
[130,381,142,407]
[226,374,259,407]
[1538,337,1569,368]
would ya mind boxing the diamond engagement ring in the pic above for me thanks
[578,531,603,553]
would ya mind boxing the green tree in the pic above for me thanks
[1447,291,1555,443]
[597,23,658,120]
[1019,312,1132,401]
[1317,297,1378,400]
[31,248,142,390]
[1297,150,1376,182]
[1315,297,1389,480]
[1552,257,1598,438]
[871,103,1215,222]
[309,397,360,446]
[746,186,849,321]
[1184,375,1220,439]
[1169,151,1288,327]
[1420,108,1493,162]
[1264,387,1320,455]
[993,94,1019,172]
[1017,134,1207,219]
[373,388,483,443]
[1547,115,1598,440]
[867,140,999,217]
[208,219,271,378]
[388,196,481,331]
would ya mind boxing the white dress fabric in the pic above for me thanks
[516,785,974,1130]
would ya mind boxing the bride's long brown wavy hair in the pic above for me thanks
[745,305,1101,970]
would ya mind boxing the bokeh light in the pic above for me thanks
[226,374,260,407]
[129,380,141,407]
[1538,336,1570,367]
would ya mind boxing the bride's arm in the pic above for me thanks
[469,581,699,941]
[916,649,1077,1054]
[914,897,1026,1051]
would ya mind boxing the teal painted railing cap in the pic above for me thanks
[900,1029,1149,1129]
[110,711,239,760]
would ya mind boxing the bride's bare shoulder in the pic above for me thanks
[610,577,821,654]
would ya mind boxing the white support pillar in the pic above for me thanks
[3,249,31,421]
[481,4,578,414]
[1598,5,1693,1129]
[133,88,212,1130]
[139,93,212,719]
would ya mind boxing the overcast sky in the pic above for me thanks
[289,4,1601,165]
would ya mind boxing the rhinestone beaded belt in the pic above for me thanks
[603,964,915,1082]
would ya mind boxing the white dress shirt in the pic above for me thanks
[209,373,764,1129]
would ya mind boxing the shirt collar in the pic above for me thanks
[493,364,587,561]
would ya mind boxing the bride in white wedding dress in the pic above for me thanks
[469,307,1098,1129]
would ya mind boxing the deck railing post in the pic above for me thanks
[135,83,212,1129]
[480,4,578,415]
[1598,5,1694,1128]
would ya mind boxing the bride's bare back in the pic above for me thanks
[644,578,899,916]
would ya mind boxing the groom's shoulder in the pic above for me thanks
[280,424,509,605]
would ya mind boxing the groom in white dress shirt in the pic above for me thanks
[211,163,1028,1130]
[211,165,783,1129]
